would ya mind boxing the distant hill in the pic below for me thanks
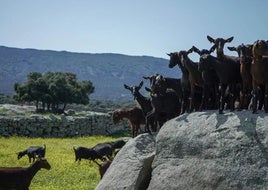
[0,46,181,101]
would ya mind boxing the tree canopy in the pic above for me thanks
[14,72,94,113]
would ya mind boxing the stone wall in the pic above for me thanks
[0,112,129,137]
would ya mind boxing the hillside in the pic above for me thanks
[0,46,181,101]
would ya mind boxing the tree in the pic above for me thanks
[14,72,95,113]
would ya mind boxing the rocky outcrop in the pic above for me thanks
[97,110,268,190]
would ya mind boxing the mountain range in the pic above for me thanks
[0,46,181,101]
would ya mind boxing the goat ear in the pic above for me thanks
[187,47,193,54]
[191,46,201,55]
[138,81,143,88]
[227,46,236,51]
[159,75,165,81]
[225,36,234,43]
[166,53,171,56]
[207,35,215,43]
[145,87,151,92]
[209,45,216,53]
[124,84,131,90]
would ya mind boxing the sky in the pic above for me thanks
[1,0,268,60]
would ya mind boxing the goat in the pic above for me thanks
[145,83,181,131]
[92,142,114,160]
[207,36,242,110]
[73,146,101,162]
[228,44,254,109]
[0,158,51,190]
[17,145,46,163]
[199,54,242,114]
[191,45,219,110]
[207,35,237,61]
[109,139,126,150]
[179,47,204,112]
[167,51,202,113]
[251,40,268,113]
[143,74,183,102]
[112,106,145,138]
[93,159,112,179]
[124,81,158,132]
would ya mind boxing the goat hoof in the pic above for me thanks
[218,110,223,114]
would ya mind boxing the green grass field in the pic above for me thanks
[0,136,122,190]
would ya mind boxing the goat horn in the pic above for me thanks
[124,84,131,90]
[143,76,150,80]
[145,87,151,92]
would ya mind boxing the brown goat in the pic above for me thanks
[124,81,158,133]
[0,158,51,190]
[180,47,204,112]
[167,51,203,113]
[207,35,235,60]
[93,159,112,179]
[251,40,268,113]
[228,44,254,109]
[112,106,145,138]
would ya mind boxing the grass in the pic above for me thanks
[0,108,8,114]
[0,136,122,190]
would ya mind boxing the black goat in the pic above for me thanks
[17,145,46,163]
[145,85,181,130]
[109,140,126,150]
[73,146,101,162]
[74,142,114,162]
[143,74,183,102]
[124,81,158,132]
[92,142,114,160]
[0,158,51,190]
[191,45,219,110]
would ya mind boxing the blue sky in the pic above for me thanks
[1,0,267,60]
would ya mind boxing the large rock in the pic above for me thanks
[95,133,156,190]
[97,110,268,190]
